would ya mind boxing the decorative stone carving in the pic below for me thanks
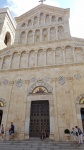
[31,77,37,83]
[16,79,23,87]
[3,79,9,85]
[28,80,53,94]
[43,76,51,82]
[74,74,81,80]
[58,76,66,85]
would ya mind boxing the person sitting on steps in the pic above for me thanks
[9,122,15,140]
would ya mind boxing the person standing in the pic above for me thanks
[1,124,4,140]
[71,128,78,144]
[75,126,83,146]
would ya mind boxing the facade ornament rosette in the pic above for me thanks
[74,74,81,80]
[16,79,23,88]
[58,76,66,85]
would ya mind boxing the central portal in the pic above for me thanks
[29,100,50,137]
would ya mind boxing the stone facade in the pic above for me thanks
[0,4,84,141]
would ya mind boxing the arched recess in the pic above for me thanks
[75,47,84,63]
[29,50,36,67]
[38,49,44,66]
[0,98,6,125]
[46,48,53,65]
[58,17,62,22]
[58,26,64,40]
[28,19,32,27]
[45,14,50,24]
[35,29,40,43]
[28,81,53,94]
[27,30,33,44]
[55,47,63,64]
[20,51,28,68]
[4,32,11,46]
[2,55,10,69]
[42,28,48,42]
[76,94,84,131]
[39,12,44,25]
[34,16,38,26]
[50,27,56,41]
[22,22,26,27]
[20,31,26,44]
[65,46,74,63]
[51,16,56,23]
[11,52,19,69]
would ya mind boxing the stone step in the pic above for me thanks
[0,140,83,150]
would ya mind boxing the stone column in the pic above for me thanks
[18,52,21,68]
[33,30,35,43]
[27,52,29,67]
[40,29,42,42]
[48,28,50,41]
[56,26,58,40]
[35,51,38,66]
[44,49,47,66]
[73,47,76,62]
[50,78,59,140]
[63,47,65,64]
[53,48,56,65]
[24,80,30,139]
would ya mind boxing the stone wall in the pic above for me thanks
[0,64,83,140]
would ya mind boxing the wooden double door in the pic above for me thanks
[29,100,50,137]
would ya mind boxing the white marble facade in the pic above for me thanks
[0,4,84,141]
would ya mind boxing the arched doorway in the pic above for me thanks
[29,100,50,137]
[81,108,84,131]
[0,101,4,125]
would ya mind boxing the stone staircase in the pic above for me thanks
[0,138,84,150]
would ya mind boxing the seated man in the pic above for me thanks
[9,122,15,140]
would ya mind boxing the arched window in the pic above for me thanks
[4,32,11,46]
[0,101,4,107]
[79,98,84,104]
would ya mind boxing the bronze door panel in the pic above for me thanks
[29,100,50,137]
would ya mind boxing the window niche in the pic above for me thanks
[79,98,84,104]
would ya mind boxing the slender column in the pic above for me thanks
[55,26,58,40]
[50,78,59,140]
[18,53,21,68]
[33,30,35,43]
[73,47,76,62]
[44,49,47,66]
[53,48,56,65]
[24,80,30,139]
[63,47,65,64]
[25,31,28,44]
[27,52,29,67]
[40,29,42,42]
[48,28,50,41]
[35,51,38,66]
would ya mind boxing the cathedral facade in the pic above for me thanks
[0,4,84,141]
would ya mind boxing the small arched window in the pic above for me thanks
[79,98,84,104]
[4,32,11,46]
[0,101,4,107]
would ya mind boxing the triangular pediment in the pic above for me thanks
[15,4,70,23]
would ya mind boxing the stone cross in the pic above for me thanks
[39,0,46,4]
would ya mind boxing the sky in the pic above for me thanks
[0,0,84,39]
